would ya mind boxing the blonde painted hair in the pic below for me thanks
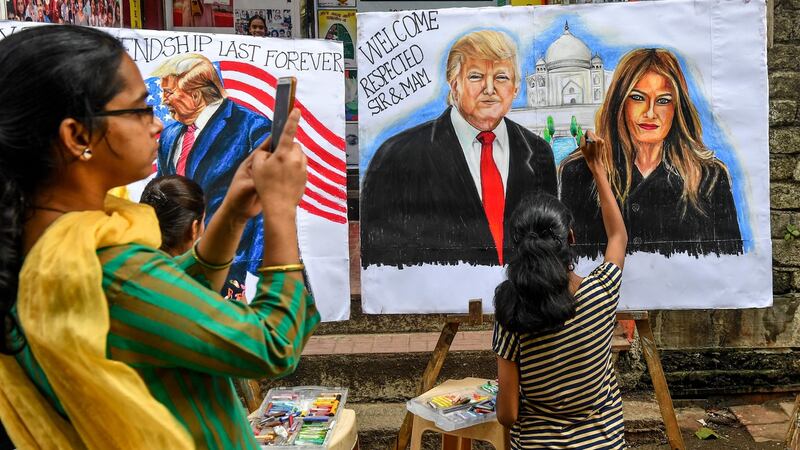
[561,48,726,215]
[445,30,521,106]
[152,53,227,104]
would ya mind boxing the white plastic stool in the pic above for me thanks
[409,378,509,450]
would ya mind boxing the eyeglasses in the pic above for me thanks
[94,106,155,120]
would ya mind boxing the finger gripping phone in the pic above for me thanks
[270,76,297,152]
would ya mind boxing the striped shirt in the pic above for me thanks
[493,262,624,450]
[15,243,320,450]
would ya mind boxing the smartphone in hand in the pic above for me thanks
[269,76,297,152]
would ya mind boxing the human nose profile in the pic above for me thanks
[153,116,164,134]
[484,76,496,95]
[645,101,656,119]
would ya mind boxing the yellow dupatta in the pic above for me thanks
[0,195,194,449]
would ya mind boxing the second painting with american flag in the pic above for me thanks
[117,28,350,321]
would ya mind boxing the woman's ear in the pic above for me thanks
[58,117,92,160]
[190,218,203,243]
[568,229,576,245]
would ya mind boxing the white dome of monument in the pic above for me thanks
[545,22,592,69]
[526,21,610,108]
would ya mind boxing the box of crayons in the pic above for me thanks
[249,386,348,448]
[406,380,498,431]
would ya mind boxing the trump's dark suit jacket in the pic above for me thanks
[157,98,271,286]
[361,107,557,268]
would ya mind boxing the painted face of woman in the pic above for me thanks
[624,70,676,146]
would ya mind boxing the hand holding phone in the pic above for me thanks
[269,76,297,152]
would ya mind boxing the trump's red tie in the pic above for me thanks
[477,131,505,265]
[176,123,197,176]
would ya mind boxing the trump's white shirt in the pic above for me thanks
[172,99,223,168]
[449,106,510,201]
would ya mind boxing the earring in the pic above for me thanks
[81,148,92,161]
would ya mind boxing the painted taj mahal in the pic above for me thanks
[508,21,614,159]
[526,22,611,108]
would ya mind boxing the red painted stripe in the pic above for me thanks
[306,159,346,195]
[303,185,347,213]
[226,98,345,201]
[228,97,346,182]
[220,61,345,151]
[224,79,275,110]
[294,126,346,173]
[307,170,346,201]
[294,102,345,150]
[224,84,346,174]
[300,199,348,224]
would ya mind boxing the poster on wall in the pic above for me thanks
[357,0,771,313]
[5,0,122,25]
[356,0,497,12]
[318,9,356,66]
[235,0,299,37]
[320,0,356,6]
[507,0,546,5]
[0,22,351,321]
[345,68,357,120]
[346,122,359,166]
[165,0,234,33]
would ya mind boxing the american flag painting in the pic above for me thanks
[128,29,350,321]
[146,61,348,225]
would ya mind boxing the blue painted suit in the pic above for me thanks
[157,98,271,290]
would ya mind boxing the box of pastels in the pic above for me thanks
[249,386,348,448]
[406,380,498,431]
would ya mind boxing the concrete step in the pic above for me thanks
[263,344,633,404]
[262,351,496,403]
[302,331,632,356]
[349,398,665,449]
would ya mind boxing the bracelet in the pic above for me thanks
[191,241,233,270]
[257,263,305,274]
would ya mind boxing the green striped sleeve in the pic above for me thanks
[99,244,320,379]
[172,248,213,289]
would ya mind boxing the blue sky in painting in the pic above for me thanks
[360,13,753,250]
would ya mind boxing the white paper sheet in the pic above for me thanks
[0,23,352,320]
[357,0,771,313]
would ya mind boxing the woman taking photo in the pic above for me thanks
[0,25,318,449]
[559,48,741,258]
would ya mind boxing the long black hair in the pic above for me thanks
[494,193,578,335]
[140,175,205,256]
[0,25,127,354]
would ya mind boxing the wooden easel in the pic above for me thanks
[617,311,685,450]
[390,305,686,450]
[390,299,485,450]
[785,394,800,449]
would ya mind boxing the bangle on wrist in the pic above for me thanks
[192,241,233,270]
[257,262,304,274]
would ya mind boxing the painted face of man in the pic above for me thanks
[624,70,676,146]
[161,76,202,124]
[451,56,518,132]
